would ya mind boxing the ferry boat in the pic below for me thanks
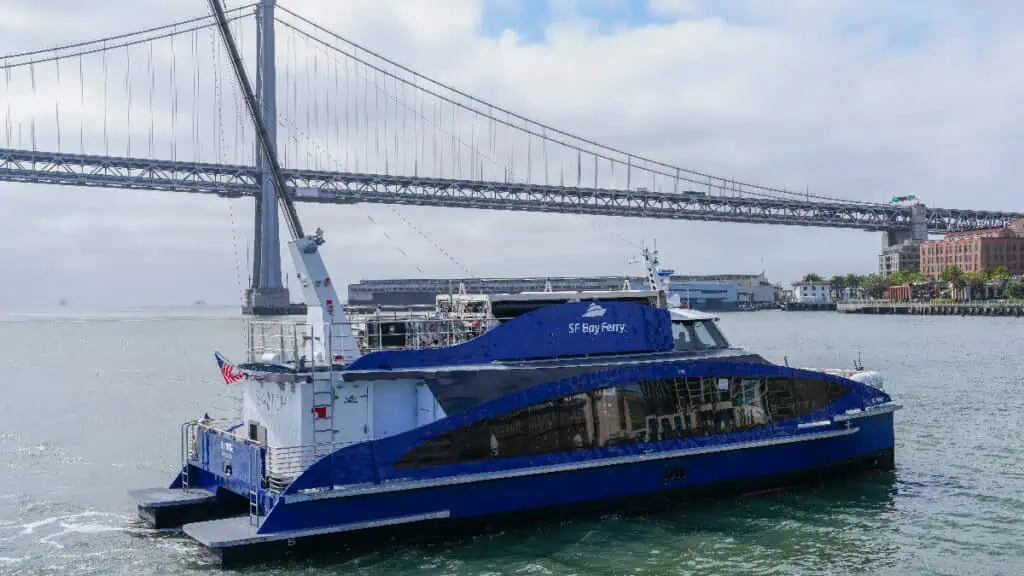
[132,283,900,565]
[130,3,901,566]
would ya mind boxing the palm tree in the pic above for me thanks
[940,266,964,287]
[844,274,862,297]
[989,265,1011,280]
[963,270,988,300]
[829,276,847,300]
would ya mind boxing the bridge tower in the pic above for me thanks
[881,203,928,248]
[879,202,928,277]
[243,0,305,315]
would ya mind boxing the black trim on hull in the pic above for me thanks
[203,447,895,569]
[135,488,250,530]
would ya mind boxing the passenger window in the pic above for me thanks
[672,322,696,350]
[692,321,720,348]
[393,375,850,470]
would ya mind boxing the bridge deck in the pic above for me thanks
[4,148,1020,232]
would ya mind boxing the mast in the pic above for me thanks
[640,243,675,308]
[207,0,360,363]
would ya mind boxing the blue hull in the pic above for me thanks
[181,410,895,567]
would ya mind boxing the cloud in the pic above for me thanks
[1,0,1022,310]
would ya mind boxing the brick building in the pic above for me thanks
[920,219,1024,277]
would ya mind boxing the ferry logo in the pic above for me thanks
[582,303,607,318]
[214,350,245,385]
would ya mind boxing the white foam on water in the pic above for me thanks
[37,515,145,549]
[19,510,104,535]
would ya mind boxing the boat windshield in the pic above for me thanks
[671,319,730,350]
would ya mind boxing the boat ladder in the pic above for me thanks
[248,443,262,526]
[179,421,198,493]
[312,373,336,448]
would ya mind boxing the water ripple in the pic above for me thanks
[2,313,1024,574]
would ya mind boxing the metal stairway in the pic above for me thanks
[248,444,261,526]
[312,372,336,452]
[180,421,198,493]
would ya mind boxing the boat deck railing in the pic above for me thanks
[186,420,340,493]
[244,313,498,365]
[265,442,361,492]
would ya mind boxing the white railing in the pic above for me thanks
[245,320,314,364]
[187,421,352,492]
[194,418,261,448]
[244,314,500,365]
[265,441,361,492]
[355,314,495,353]
[840,298,1024,307]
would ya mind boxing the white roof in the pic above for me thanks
[489,290,660,302]
[669,308,719,321]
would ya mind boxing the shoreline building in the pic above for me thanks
[348,273,780,312]
[791,280,834,304]
[919,219,1024,277]
[668,274,777,310]
[879,239,922,278]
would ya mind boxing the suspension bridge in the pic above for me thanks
[1,1,1021,313]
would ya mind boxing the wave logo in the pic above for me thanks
[582,303,607,318]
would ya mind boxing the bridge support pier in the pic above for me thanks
[881,203,927,249]
[243,0,305,316]
[878,203,928,277]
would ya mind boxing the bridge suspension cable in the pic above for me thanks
[274,5,883,207]
[0,4,257,69]
[7,2,1019,241]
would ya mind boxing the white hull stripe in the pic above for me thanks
[833,402,902,422]
[280,409,894,504]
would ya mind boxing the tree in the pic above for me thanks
[829,276,847,299]
[844,273,862,289]
[802,273,824,283]
[940,266,965,288]
[861,274,890,298]
[888,270,927,286]
[1008,278,1024,299]
[989,265,1011,280]
[963,271,987,287]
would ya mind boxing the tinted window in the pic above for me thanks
[672,320,729,350]
[672,322,695,349]
[765,377,849,422]
[692,321,720,348]
[697,320,730,348]
[394,375,850,470]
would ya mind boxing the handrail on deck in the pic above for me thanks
[243,314,501,365]
[840,298,1024,306]
[264,441,361,492]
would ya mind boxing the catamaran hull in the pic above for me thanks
[179,410,895,567]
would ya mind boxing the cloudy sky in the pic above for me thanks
[1,0,1022,310]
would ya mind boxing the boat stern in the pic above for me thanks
[132,420,268,530]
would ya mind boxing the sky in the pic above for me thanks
[1,0,1023,310]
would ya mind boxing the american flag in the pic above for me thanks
[214,351,245,385]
